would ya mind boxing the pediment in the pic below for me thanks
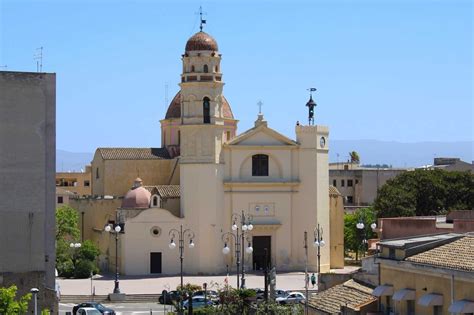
[228,124,297,147]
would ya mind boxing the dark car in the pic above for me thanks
[72,302,115,315]
[159,290,188,305]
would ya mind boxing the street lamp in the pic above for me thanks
[30,288,39,315]
[104,223,122,294]
[69,242,82,271]
[313,224,325,288]
[169,225,195,312]
[222,211,253,289]
[356,219,377,260]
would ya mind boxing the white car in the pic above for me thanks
[77,308,102,315]
[275,291,306,305]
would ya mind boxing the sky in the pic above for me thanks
[1,0,472,153]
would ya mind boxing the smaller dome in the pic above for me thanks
[185,32,218,52]
[121,179,151,209]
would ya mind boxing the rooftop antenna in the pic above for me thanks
[257,100,263,114]
[198,6,207,31]
[306,88,317,125]
[34,47,43,72]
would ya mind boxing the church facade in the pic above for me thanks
[71,30,342,276]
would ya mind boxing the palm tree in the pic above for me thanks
[349,151,360,164]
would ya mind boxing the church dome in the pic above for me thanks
[165,91,234,120]
[185,31,218,52]
[121,178,151,209]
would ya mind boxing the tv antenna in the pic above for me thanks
[34,47,43,72]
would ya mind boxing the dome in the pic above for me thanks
[185,31,218,52]
[165,91,234,120]
[121,178,151,209]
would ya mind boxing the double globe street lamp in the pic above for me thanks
[356,221,377,259]
[222,211,253,289]
[104,223,122,294]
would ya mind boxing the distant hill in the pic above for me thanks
[55,140,473,171]
[57,150,93,172]
[330,140,473,168]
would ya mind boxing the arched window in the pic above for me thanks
[191,65,195,72]
[252,154,269,176]
[203,64,209,73]
[215,65,219,72]
[152,195,159,207]
[203,97,210,124]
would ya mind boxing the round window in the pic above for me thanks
[150,226,161,237]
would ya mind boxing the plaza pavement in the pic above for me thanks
[58,267,359,296]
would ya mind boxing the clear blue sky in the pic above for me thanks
[1,0,472,152]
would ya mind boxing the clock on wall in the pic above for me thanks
[320,136,326,148]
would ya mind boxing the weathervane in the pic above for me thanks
[199,6,207,31]
[306,88,317,125]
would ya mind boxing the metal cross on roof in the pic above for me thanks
[199,6,207,32]
[257,100,263,114]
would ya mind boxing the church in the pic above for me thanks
[70,27,344,277]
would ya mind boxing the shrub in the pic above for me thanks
[74,260,98,278]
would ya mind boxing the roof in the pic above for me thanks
[97,148,170,160]
[329,185,341,196]
[308,280,377,313]
[144,185,180,199]
[185,31,218,51]
[379,233,460,249]
[227,121,298,146]
[164,91,234,120]
[406,235,474,272]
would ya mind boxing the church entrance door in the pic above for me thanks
[150,252,162,274]
[252,236,271,271]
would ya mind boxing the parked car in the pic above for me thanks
[276,291,306,305]
[72,302,115,315]
[182,296,214,310]
[192,290,219,303]
[77,307,102,315]
[274,289,289,299]
[159,290,187,305]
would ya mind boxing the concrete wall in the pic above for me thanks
[380,263,474,315]
[0,71,56,312]
[329,193,344,269]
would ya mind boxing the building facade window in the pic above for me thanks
[252,154,269,176]
[191,65,195,72]
[226,131,231,141]
[152,195,159,207]
[332,179,337,187]
[203,97,211,124]
[84,180,90,187]
[347,179,353,187]
[203,64,208,73]
[57,196,63,204]
[341,179,345,187]
[347,196,353,204]
[96,168,99,179]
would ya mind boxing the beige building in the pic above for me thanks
[0,71,57,312]
[329,162,407,208]
[56,165,92,196]
[72,29,342,277]
[374,233,474,315]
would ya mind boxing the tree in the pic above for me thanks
[344,207,377,260]
[349,151,360,164]
[56,206,99,278]
[0,285,31,315]
[374,169,474,218]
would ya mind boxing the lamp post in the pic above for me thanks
[313,224,325,289]
[222,211,253,289]
[169,225,195,312]
[104,223,122,294]
[356,220,377,260]
[30,288,39,315]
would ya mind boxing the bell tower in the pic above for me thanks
[178,27,230,274]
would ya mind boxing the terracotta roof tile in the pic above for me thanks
[144,185,180,198]
[98,148,170,160]
[406,235,474,272]
[308,280,377,313]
